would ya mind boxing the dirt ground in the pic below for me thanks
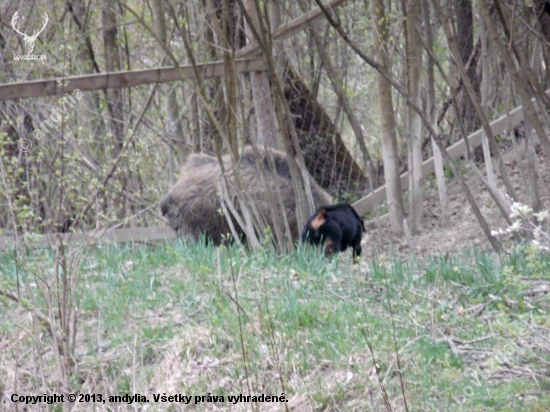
[360,143,550,260]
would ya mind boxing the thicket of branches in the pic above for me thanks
[1,0,549,251]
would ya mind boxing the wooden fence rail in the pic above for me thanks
[0,59,265,100]
[0,227,176,251]
[352,93,549,217]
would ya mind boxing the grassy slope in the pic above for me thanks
[1,240,549,411]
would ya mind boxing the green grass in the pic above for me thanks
[0,240,549,411]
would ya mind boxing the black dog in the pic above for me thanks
[301,204,365,259]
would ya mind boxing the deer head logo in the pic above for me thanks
[11,11,49,54]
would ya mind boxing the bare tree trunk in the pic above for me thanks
[205,0,239,158]
[453,0,480,134]
[152,0,185,159]
[405,0,423,233]
[190,94,201,153]
[243,0,277,148]
[479,0,550,157]
[524,117,542,214]
[67,0,100,73]
[67,0,105,140]
[244,0,294,250]
[451,95,516,236]
[434,0,518,201]
[203,19,219,149]
[534,0,550,41]
[230,0,319,243]
[102,0,124,158]
[519,4,543,213]
[268,0,284,85]
[495,0,550,128]
[65,0,106,230]
[478,5,496,189]
[533,0,550,85]
[423,0,451,227]
[370,0,405,234]
[101,0,127,222]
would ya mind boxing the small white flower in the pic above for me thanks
[534,210,549,222]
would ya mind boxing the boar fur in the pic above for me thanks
[160,147,332,245]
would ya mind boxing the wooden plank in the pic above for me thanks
[0,226,176,251]
[353,96,544,217]
[0,59,265,100]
